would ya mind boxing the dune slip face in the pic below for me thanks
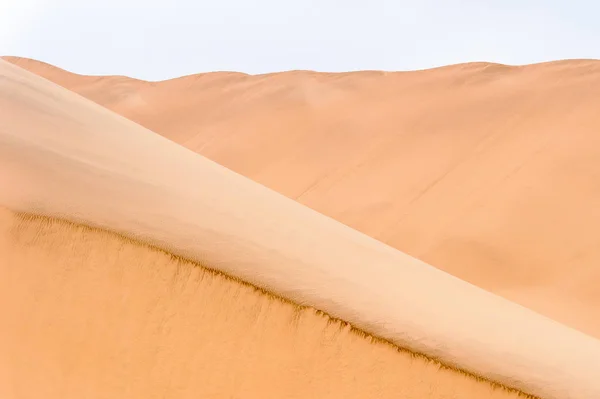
[1,59,600,398]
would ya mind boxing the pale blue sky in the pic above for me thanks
[1,0,598,80]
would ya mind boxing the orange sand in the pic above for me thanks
[2,59,600,399]
[0,209,529,399]
[5,56,600,339]
[0,60,535,399]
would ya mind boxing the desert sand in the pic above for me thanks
[2,59,600,399]
[5,56,600,339]
[1,210,530,399]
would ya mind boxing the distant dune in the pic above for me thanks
[5,56,600,338]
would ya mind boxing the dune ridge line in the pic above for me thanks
[1,59,600,399]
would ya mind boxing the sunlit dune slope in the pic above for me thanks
[2,60,600,399]
[6,56,600,338]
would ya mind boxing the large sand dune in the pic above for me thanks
[2,60,600,398]
[5,56,600,338]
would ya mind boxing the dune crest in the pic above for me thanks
[2,60,600,398]
[5,56,600,338]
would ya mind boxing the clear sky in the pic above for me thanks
[1,0,598,81]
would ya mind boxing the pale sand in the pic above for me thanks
[5,56,600,339]
[1,60,600,398]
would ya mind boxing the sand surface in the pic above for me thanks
[1,210,528,399]
[5,56,600,339]
[2,59,600,399]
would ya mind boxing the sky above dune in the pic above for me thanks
[1,0,599,80]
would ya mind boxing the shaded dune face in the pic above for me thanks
[6,56,600,338]
[0,210,529,399]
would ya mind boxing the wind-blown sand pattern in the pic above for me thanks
[5,56,600,339]
[2,59,600,398]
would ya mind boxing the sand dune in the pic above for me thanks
[1,209,528,399]
[2,59,600,398]
[5,56,600,339]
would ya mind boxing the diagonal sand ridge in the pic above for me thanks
[6,56,600,339]
[2,60,600,398]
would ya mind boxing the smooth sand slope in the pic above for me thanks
[2,61,600,398]
[5,56,600,338]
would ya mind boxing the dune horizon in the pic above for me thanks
[3,56,600,398]
[3,55,600,81]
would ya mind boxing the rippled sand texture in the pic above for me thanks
[6,56,600,338]
[0,210,528,399]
